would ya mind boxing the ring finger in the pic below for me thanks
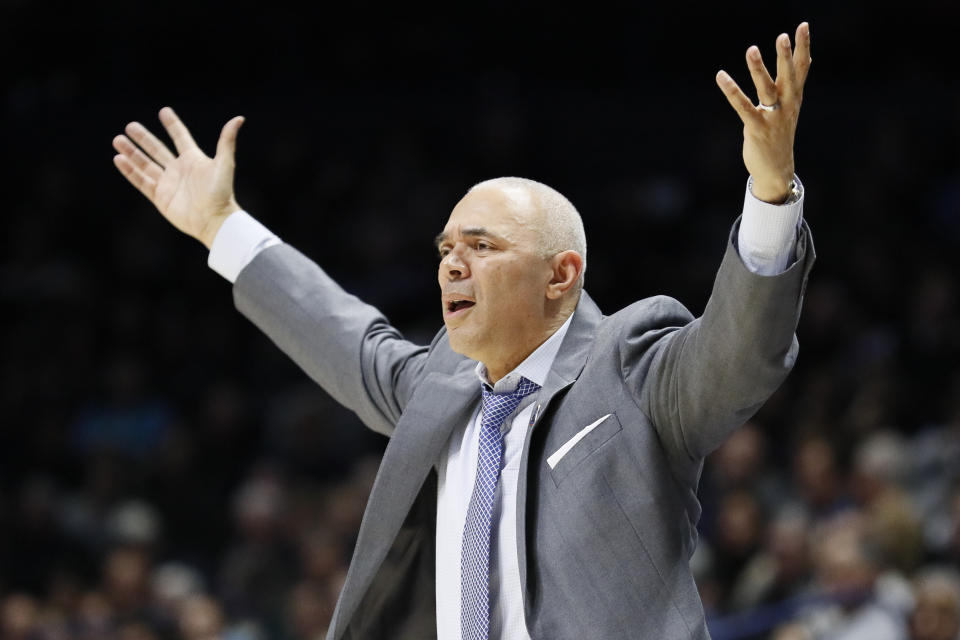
[113,135,164,182]
[746,45,778,108]
[124,122,177,167]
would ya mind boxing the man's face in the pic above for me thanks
[436,186,553,376]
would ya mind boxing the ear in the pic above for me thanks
[545,250,584,300]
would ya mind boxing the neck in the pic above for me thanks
[483,306,575,384]
[484,360,522,385]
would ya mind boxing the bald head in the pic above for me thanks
[469,177,587,287]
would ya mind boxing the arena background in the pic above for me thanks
[3,1,960,638]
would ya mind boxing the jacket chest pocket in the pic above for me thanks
[546,413,623,487]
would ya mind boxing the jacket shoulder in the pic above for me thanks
[605,295,694,334]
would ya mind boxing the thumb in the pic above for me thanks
[215,115,245,162]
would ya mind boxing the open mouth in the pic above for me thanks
[446,299,476,313]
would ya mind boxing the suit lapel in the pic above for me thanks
[333,292,603,637]
[332,361,479,637]
[515,291,603,609]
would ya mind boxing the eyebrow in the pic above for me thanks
[434,227,498,249]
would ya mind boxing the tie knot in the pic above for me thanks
[480,376,540,423]
[481,376,539,402]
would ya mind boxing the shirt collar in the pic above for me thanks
[474,312,575,393]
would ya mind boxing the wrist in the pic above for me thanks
[199,202,240,249]
[750,176,793,204]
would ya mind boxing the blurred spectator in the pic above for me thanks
[729,506,813,612]
[789,514,912,640]
[284,580,331,640]
[712,490,765,608]
[75,591,114,639]
[909,568,960,640]
[178,594,224,640]
[1,594,39,640]
[149,561,205,634]
[105,500,162,551]
[851,431,924,574]
[793,435,852,520]
[103,547,151,619]
[713,424,766,490]
[219,467,298,622]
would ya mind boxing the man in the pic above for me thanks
[112,23,813,640]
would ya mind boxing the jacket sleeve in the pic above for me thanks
[624,218,815,462]
[232,243,431,437]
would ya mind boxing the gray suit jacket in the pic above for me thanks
[233,220,815,639]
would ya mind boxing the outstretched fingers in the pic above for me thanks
[124,121,176,167]
[775,33,796,98]
[113,153,157,202]
[112,135,163,182]
[746,46,777,107]
[716,70,761,125]
[715,23,810,200]
[793,22,812,91]
[159,106,200,155]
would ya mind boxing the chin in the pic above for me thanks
[446,329,480,360]
[446,333,469,357]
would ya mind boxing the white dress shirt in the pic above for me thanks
[434,316,572,640]
[207,178,805,639]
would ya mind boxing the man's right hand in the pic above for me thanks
[112,107,245,249]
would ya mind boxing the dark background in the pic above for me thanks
[2,1,960,639]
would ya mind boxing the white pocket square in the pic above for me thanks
[547,414,612,469]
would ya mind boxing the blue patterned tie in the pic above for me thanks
[460,376,540,640]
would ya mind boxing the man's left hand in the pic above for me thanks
[716,22,812,203]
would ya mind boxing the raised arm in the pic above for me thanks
[633,23,815,464]
[111,109,434,436]
[112,107,244,248]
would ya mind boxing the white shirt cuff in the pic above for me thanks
[207,210,281,283]
[737,175,804,276]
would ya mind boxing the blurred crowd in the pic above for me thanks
[5,104,960,638]
[3,316,959,640]
[4,151,960,640]
[4,4,960,638]
[0,435,382,640]
[696,423,960,639]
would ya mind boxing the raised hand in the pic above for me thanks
[112,107,245,248]
[716,22,812,203]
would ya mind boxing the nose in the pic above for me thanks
[440,246,469,281]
